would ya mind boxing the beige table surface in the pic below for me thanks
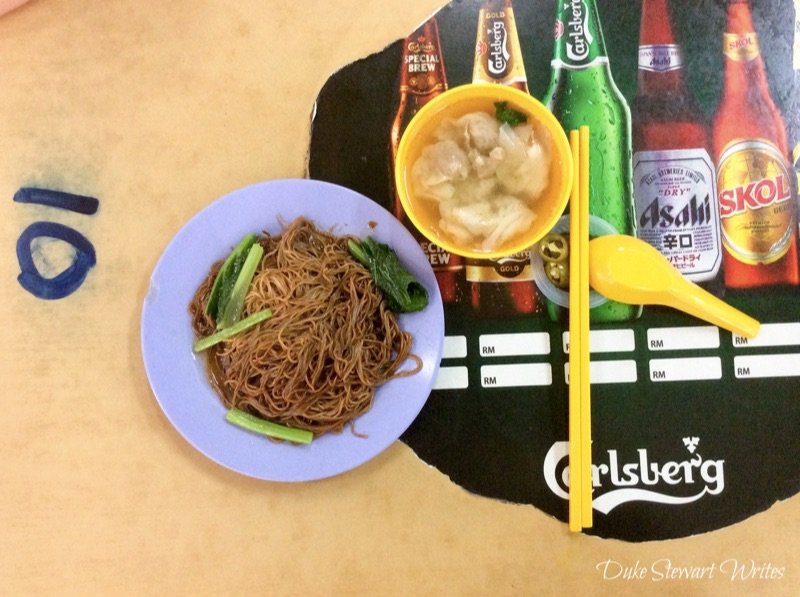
[1,0,798,594]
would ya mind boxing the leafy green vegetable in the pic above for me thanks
[217,243,264,329]
[193,308,273,352]
[205,233,258,322]
[494,101,528,127]
[225,408,313,445]
[348,237,429,313]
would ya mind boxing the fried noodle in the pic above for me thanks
[189,218,421,437]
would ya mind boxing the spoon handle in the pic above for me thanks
[668,282,760,339]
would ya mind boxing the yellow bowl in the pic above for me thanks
[394,83,573,259]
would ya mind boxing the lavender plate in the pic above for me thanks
[141,179,444,482]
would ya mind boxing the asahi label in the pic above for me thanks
[717,139,796,265]
[638,44,683,72]
[544,438,725,514]
[552,0,608,70]
[634,149,721,281]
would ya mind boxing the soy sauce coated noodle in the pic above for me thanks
[189,218,422,437]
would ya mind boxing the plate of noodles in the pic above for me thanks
[141,178,444,481]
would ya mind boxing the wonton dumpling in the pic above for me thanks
[456,111,501,153]
[411,139,470,190]
[495,123,550,198]
[438,197,497,241]
[496,145,550,198]
[438,215,476,247]
[434,118,463,144]
[418,181,456,202]
[512,123,534,144]
[481,195,536,251]
[437,193,537,252]
[521,142,550,198]
[454,176,497,205]
[468,147,505,179]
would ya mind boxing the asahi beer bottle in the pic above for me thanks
[543,0,642,322]
[468,0,539,318]
[712,0,800,288]
[631,0,723,296]
[390,17,465,304]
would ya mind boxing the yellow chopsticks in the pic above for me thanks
[568,126,592,532]
[579,126,592,529]
[567,130,582,532]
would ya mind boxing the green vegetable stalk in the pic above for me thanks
[225,408,313,445]
[205,234,258,322]
[216,242,264,329]
[193,308,273,352]
[347,237,429,313]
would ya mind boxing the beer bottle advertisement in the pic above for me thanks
[468,0,540,318]
[390,18,466,305]
[308,0,800,543]
[713,0,800,288]
[543,0,642,323]
[632,0,723,293]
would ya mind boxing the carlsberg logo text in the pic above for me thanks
[488,21,510,76]
[543,439,725,514]
[565,0,592,62]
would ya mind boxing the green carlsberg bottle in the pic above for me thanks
[543,0,642,322]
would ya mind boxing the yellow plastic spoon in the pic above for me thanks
[589,235,760,339]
